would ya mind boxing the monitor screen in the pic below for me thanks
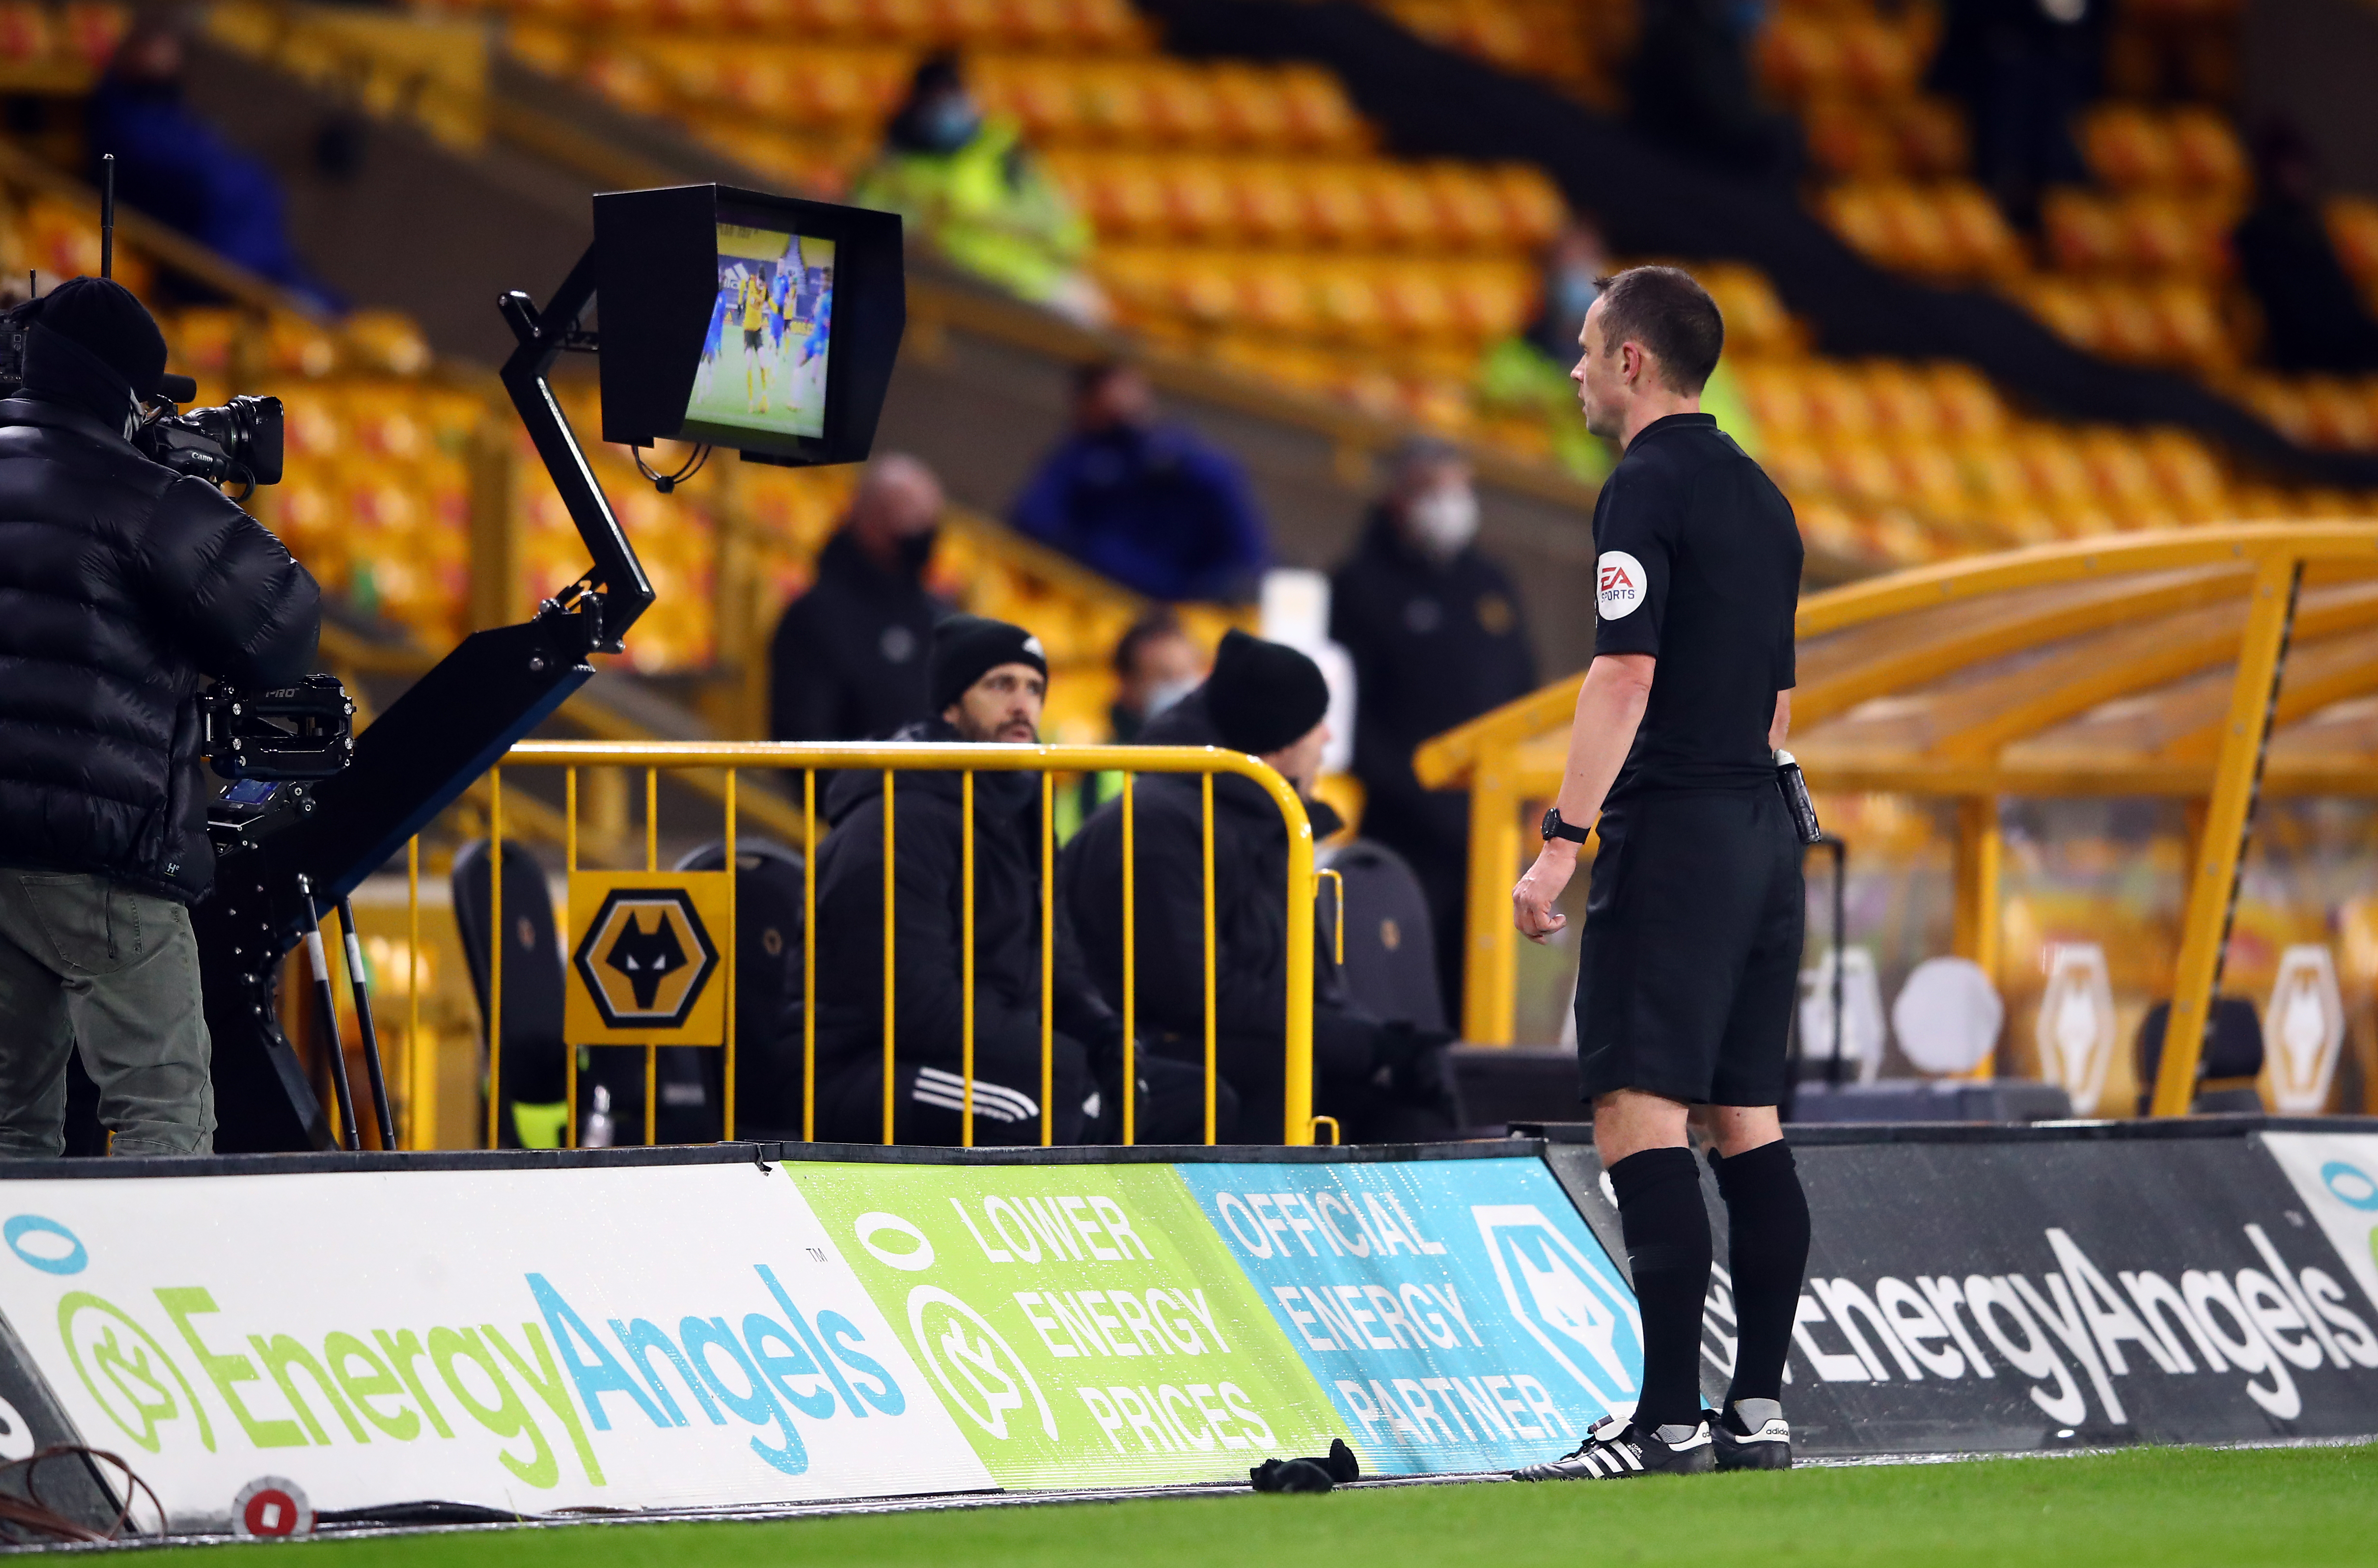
[684,223,835,444]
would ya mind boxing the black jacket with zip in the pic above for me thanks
[805,720,1119,1079]
[1057,693,1382,1097]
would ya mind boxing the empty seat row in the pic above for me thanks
[1039,151,1562,254]
[424,0,1145,50]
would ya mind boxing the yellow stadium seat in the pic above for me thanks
[1938,182,2020,277]
[1425,165,1509,251]
[2144,279,2229,372]
[1078,63,1154,141]
[1826,442,1902,508]
[1237,264,1315,335]
[1862,360,1941,437]
[1311,264,1384,340]
[1278,67,1363,151]
[1375,266,1456,340]
[2299,379,2378,450]
[1800,361,1875,437]
[1892,96,1967,180]
[1805,100,1896,180]
[1490,165,1565,250]
[2012,430,2096,517]
[1299,168,1378,249]
[1836,16,1916,99]
[1926,362,2007,438]
[2139,428,2228,520]
[1732,363,1812,438]
[2168,107,2245,198]
[2043,188,2124,273]
[2324,198,2378,296]
[1365,166,1439,250]
[1160,157,1237,243]
[1208,65,1293,148]
[1145,68,1220,144]
[1894,443,1968,521]
[2092,283,2162,364]
[1230,162,1306,247]
[1444,260,1528,340]
[2075,428,2163,517]
[2083,104,2175,190]
[1756,12,1842,104]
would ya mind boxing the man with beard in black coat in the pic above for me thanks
[768,452,948,742]
[0,276,320,1158]
[1331,438,1537,1027]
[1062,631,1456,1145]
[805,614,1223,1145]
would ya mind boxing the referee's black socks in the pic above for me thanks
[1709,1138,1811,1421]
[1606,1145,1711,1432]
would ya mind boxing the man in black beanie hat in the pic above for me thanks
[0,276,320,1158]
[803,614,1225,1145]
[1062,631,1457,1143]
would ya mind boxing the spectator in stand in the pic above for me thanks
[2233,121,2378,375]
[852,52,1104,326]
[1330,439,1537,1027]
[1628,0,1798,177]
[1480,222,1617,485]
[1062,631,1457,1144]
[1070,611,1209,832]
[1011,361,1271,603]
[86,25,340,312]
[1927,0,2107,231]
[804,614,1221,1145]
[769,453,948,742]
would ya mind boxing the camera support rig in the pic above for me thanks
[196,247,653,1151]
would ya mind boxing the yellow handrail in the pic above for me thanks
[463,739,1318,1146]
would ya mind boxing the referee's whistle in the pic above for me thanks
[1775,750,1823,845]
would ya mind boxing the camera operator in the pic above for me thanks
[0,277,320,1159]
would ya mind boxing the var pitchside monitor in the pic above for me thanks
[595,185,903,467]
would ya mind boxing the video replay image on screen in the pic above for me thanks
[686,222,835,443]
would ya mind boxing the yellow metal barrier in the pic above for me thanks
[418,740,1320,1149]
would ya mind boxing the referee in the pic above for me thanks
[1510,268,1809,1480]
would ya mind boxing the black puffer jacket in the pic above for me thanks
[0,397,320,901]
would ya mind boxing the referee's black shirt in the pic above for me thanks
[1589,412,1801,802]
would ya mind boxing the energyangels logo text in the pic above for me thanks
[1733,1222,2378,1427]
[13,1215,908,1490]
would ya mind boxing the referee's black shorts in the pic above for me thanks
[1573,785,1804,1107]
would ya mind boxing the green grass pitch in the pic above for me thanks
[161,1444,2373,1567]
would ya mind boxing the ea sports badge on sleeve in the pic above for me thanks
[564,871,732,1044]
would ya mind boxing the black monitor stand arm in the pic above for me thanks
[198,247,653,1152]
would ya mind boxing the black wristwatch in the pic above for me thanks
[1541,806,1590,845]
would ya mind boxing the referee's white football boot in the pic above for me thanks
[1512,1416,1714,1481]
[1710,1399,1793,1472]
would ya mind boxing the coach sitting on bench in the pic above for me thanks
[805,614,1220,1145]
[1062,630,1455,1144]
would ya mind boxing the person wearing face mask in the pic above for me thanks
[1482,222,1761,481]
[1010,360,1271,603]
[768,452,950,743]
[1329,439,1537,1029]
[852,52,1104,326]
[1061,631,1457,1144]
[1065,611,1209,835]
[803,615,1224,1145]
[0,276,320,1158]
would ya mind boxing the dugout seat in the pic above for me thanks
[2134,995,2267,1114]
[673,837,811,1140]
[1317,838,1446,1034]
[451,839,571,1148]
